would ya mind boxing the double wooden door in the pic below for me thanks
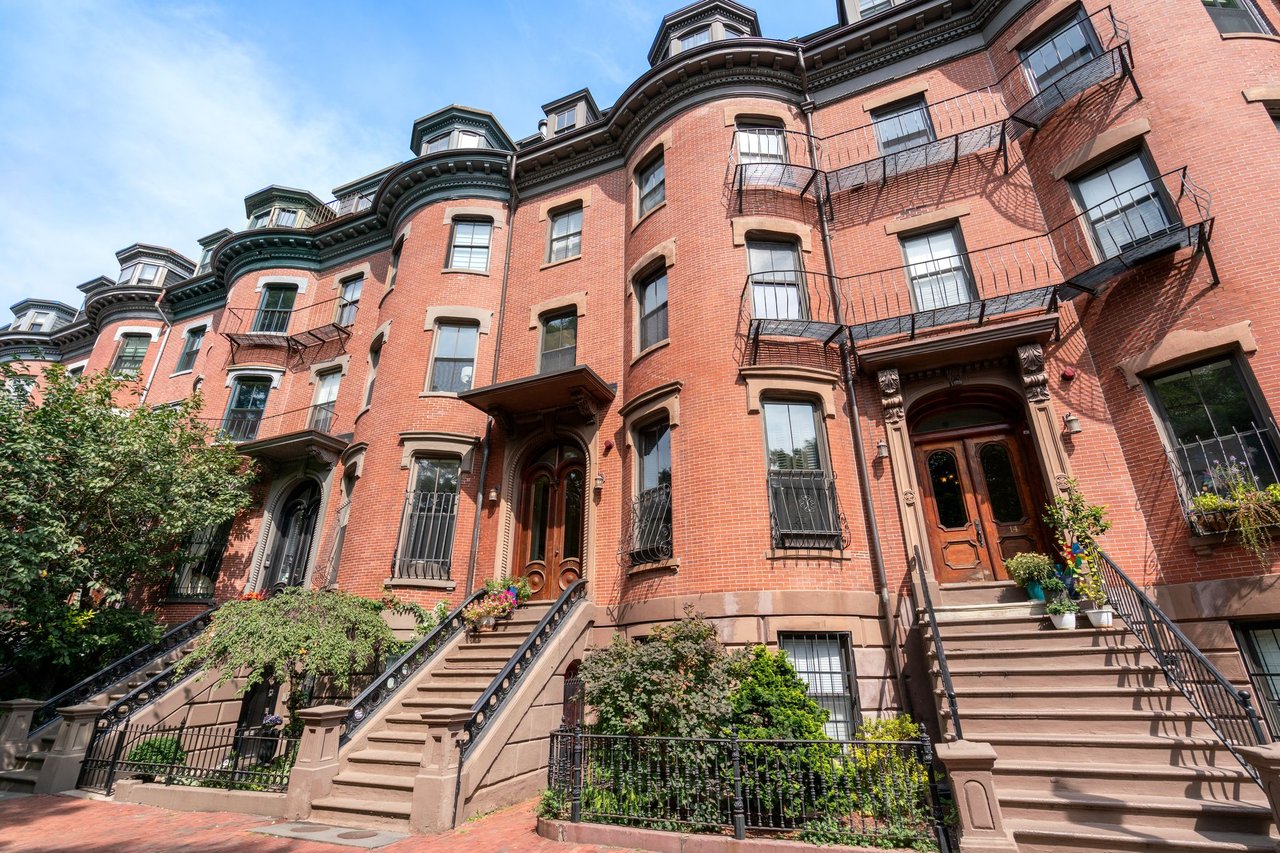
[914,430,1049,583]
[516,444,585,601]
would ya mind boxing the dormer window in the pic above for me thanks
[274,208,299,228]
[554,107,577,134]
[196,248,213,275]
[247,207,304,229]
[422,129,490,155]
[678,25,712,51]
[117,263,162,286]
[22,312,52,332]
[249,210,272,229]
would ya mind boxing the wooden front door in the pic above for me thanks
[915,431,1049,584]
[517,444,586,601]
[266,481,322,592]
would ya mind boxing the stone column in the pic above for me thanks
[284,705,350,820]
[1017,342,1072,495]
[410,708,471,834]
[0,699,41,769]
[934,740,1019,853]
[1237,744,1280,852]
[34,704,102,794]
[876,367,934,590]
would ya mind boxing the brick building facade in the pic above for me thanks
[6,0,1280,779]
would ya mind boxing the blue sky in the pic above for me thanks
[0,0,836,313]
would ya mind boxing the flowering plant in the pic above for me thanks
[1189,457,1280,563]
[462,590,516,630]
[239,591,266,602]
[261,713,284,730]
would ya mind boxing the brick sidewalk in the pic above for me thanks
[0,795,623,853]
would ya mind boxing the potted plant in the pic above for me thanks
[1003,552,1056,601]
[1045,480,1112,612]
[486,575,532,607]
[1190,491,1233,534]
[1045,595,1078,630]
[462,592,515,633]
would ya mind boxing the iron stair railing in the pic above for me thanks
[1097,551,1268,785]
[912,546,963,741]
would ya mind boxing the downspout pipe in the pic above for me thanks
[464,153,519,597]
[796,46,901,713]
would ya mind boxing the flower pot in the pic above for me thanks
[1025,580,1046,602]
[1085,607,1114,628]
[1049,612,1077,630]
[479,615,496,631]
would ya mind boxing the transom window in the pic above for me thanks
[637,154,666,217]
[112,334,151,375]
[253,285,296,334]
[223,377,270,441]
[548,206,583,263]
[779,633,858,740]
[395,457,461,581]
[637,269,669,351]
[1020,9,1101,94]
[871,98,936,155]
[448,219,493,272]
[174,326,206,373]
[901,227,974,311]
[337,275,363,326]
[430,323,479,393]
[554,106,577,134]
[1203,0,1270,34]
[540,311,577,374]
[747,240,803,321]
[1073,152,1175,259]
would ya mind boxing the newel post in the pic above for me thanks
[0,699,41,769]
[410,708,471,834]
[1237,745,1280,852]
[34,704,102,794]
[933,740,1019,853]
[283,705,350,820]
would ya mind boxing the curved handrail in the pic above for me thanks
[1097,551,1268,785]
[461,579,588,756]
[340,589,485,745]
[31,607,215,735]
[90,657,202,734]
[912,546,963,741]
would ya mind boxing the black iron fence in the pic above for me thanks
[546,727,948,850]
[766,470,844,551]
[1097,552,1269,786]
[78,722,299,795]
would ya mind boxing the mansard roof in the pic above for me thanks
[646,0,762,66]
[408,105,516,156]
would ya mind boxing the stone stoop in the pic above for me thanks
[925,582,1278,853]
[308,602,553,833]
[0,641,197,794]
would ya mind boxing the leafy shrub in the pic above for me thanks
[537,787,570,820]
[732,645,829,741]
[126,735,186,768]
[2,606,162,700]
[1046,595,1078,615]
[1002,552,1055,587]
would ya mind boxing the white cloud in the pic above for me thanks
[0,1,388,313]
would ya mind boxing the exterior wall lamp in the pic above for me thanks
[876,439,890,459]
[487,486,499,504]
[1063,412,1083,435]
[594,473,606,493]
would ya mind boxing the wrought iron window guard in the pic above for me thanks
[390,488,460,581]
[1162,423,1280,536]
[766,470,845,551]
[622,484,673,566]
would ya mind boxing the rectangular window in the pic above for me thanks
[457,130,488,149]
[1235,622,1280,737]
[680,25,711,49]
[778,633,859,740]
[554,106,577,134]
[274,209,299,227]
[364,341,381,407]
[174,326,205,373]
[871,98,936,155]
[747,240,804,321]
[425,133,450,154]
[540,311,577,374]
[387,238,404,290]
[253,285,296,333]
[25,312,52,332]
[901,227,975,311]
[136,264,160,284]
[858,0,894,15]
[548,206,583,263]
[118,264,136,284]
[763,399,841,549]
[168,522,231,600]
[223,377,270,441]
[395,457,461,580]
[112,334,150,375]
[1073,152,1175,259]
[736,122,787,165]
[310,370,341,432]
[429,323,479,393]
[1203,0,1269,34]
[1149,357,1279,497]
[196,248,213,275]
[1020,9,1101,93]
[631,418,673,565]
[637,270,669,351]
[448,219,492,272]
[337,275,363,326]
[638,155,666,217]
[248,210,271,229]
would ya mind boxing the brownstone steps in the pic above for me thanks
[944,662,1166,689]
[1009,820,1277,853]
[942,707,1215,738]
[1000,790,1273,835]
[994,761,1268,805]
[944,685,1185,711]
[306,795,413,832]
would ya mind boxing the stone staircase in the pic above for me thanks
[925,580,1277,853]
[309,601,553,832]
[0,641,197,794]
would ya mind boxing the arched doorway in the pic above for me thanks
[264,480,322,592]
[516,442,585,601]
[910,390,1051,584]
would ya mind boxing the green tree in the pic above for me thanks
[179,588,397,735]
[0,364,255,697]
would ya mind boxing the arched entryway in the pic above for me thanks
[910,390,1052,584]
[264,480,322,592]
[515,442,586,601]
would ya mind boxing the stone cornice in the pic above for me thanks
[83,284,165,329]
[164,272,225,319]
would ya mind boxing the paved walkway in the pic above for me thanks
[0,795,624,852]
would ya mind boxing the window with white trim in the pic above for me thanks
[554,106,577,134]
[337,275,363,326]
[871,97,936,155]
[447,219,492,272]
[1020,8,1101,94]
[637,154,666,217]
[637,269,669,351]
[112,334,150,375]
[548,206,583,263]
[310,369,341,432]
[1072,151,1176,260]
[778,633,859,739]
[174,326,206,373]
[747,240,803,321]
[901,227,974,311]
[429,322,479,393]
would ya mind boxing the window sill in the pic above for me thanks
[384,577,457,591]
[419,391,461,399]
[1221,32,1280,43]
[164,596,214,606]
[378,287,395,308]
[169,370,194,378]
[540,254,582,272]
[766,548,849,561]
[630,338,671,367]
[628,558,679,577]
[441,268,490,277]
[632,200,667,232]
[354,405,371,425]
